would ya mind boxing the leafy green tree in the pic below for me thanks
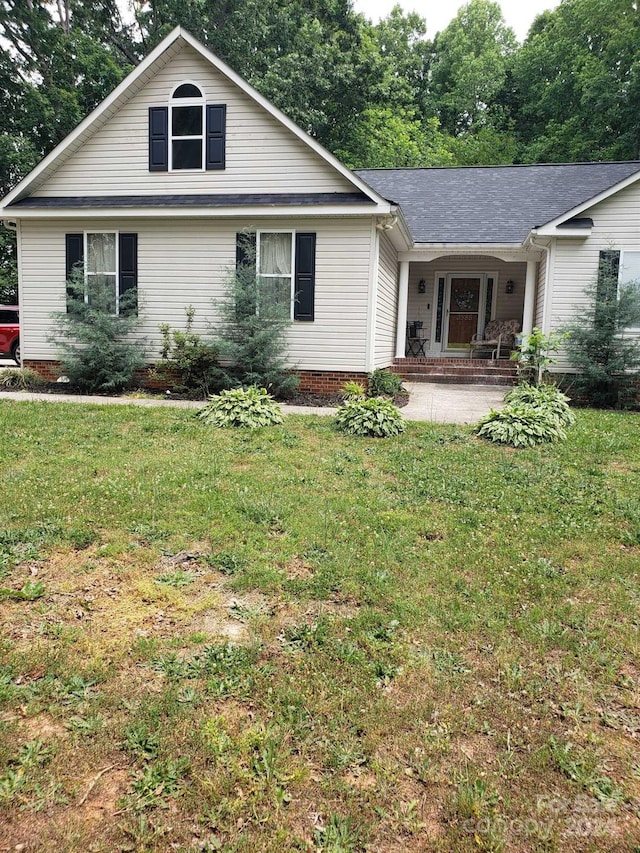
[511,0,640,162]
[428,0,517,138]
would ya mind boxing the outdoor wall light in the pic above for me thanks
[418,278,426,293]
[505,279,515,294]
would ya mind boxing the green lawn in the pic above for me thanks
[0,400,639,852]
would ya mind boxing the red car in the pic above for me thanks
[0,306,20,364]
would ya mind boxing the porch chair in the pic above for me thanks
[469,319,521,360]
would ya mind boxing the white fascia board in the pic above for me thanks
[533,225,592,238]
[2,204,387,219]
[2,27,388,210]
[0,30,184,208]
[399,243,526,262]
[536,168,640,231]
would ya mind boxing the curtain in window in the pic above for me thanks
[260,233,291,275]
[87,233,117,313]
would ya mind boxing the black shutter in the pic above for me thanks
[65,233,84,310]
[294,233,315,321]
[597,250,620,300]
[149,107,168,171]
[235,232,257,318]
[119,233,138,315]
[206,104,226,170]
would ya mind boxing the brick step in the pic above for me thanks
[398,372,516,386]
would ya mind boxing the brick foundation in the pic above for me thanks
[295,370,369,394]
[23,360,63,382]
[23,360,370,395]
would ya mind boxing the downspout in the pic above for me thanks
[529,233,551,333]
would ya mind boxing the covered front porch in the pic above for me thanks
[393,249,541,362]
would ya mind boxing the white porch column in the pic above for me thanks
[522,259,537,335]
[395,261,410,358]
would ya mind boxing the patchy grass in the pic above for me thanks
[0,400,639,852]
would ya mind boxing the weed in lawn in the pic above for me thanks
[313,812,363,852]
[547,737,624,803]
[128,757,190,810]
[66,714,105,737]
[0,580,45,601]
[207,550,246,575]
[155,568,198,587]
[123,722,160,760]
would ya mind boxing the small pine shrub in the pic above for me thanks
[335,397,404,437]
[199,386,283,428]
[214,236,299,398]
[0,367,46,390]
[52,272,146,393]
[368,369,404,397]
[341,380,366,400]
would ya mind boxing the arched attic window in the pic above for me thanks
[170,82,205,170]
[148,84,227,172]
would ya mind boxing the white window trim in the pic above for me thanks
[618,249,640,333]
[256,229,296,321]
[169,81,205,172]
[84,231,119,314]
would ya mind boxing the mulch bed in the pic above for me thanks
[1,381,410,408]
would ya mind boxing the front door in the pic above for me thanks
[445,276,482,351]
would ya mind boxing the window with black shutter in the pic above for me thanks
[149,84,227,172]
[235,231,316,321]
[65,232,138,316]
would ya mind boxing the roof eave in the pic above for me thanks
[538,168,640,230]
[0,203,388,219]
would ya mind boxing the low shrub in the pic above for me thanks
[0,367,46,390]
[335,397,405,437]
[158,307,223,397]
[504,383,575,427]
[341,380,366,401]
[52,274,146,393]
[368,368,404,397]
[198,386,283,428]
[476,405,569,448]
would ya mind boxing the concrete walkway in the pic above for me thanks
[0,382,506,424]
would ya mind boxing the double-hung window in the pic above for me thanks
[171,83,204,170]
[149,83,226,172]
[66,232,138,316]
[236,230,316,322]
[86,232,118,313]
[619,250,640,333]
[257,231,295,319]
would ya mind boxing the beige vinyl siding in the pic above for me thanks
[548,179,640,369]
[373,232,398,368]
[405,256,526,353]
[19,216,373,372]
[33,44,355,198]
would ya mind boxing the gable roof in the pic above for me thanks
[1,27,388,211]
[355,162,640,244]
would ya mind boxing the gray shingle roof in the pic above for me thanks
[10,192,372,209]
[355,162,640,244]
